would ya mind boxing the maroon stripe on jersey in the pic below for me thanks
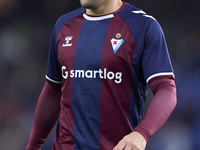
[53,14,84,150]
[99,16,136,149]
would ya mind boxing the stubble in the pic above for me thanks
[79,0,100,10]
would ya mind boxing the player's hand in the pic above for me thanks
[113,131,147,150]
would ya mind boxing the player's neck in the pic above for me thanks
[86,0,123,16]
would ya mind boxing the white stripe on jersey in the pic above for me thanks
[132,10,146,14]
[146,72,175,83]
[45,75,62,84]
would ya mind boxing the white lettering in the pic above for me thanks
[70,70,74,78]
[62,66,68,79]
[104,68,107,79]
[94,70,99,78]
[61,66,122,83]
[99,69,103,79]
[115,72,122,83]
[107,71,115,80]
[75,70,84,78]
[85,70,93,78]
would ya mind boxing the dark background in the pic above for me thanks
[0,0,200,149]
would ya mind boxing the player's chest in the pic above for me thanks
[56,17,136,69]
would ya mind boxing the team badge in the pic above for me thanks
[111,33,124,54]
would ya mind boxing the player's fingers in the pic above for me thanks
[124,144,140,150]
[114,138,141,150]
[113,138,127,150]
[123,141,140,150]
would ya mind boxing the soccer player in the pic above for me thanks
[26,0,177,150]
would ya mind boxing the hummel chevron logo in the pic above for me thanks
[132,10,156,20]
[63,36,73,47]
[132,10,146,14]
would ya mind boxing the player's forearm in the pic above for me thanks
[134,77,177,141]
[26,81,62,150]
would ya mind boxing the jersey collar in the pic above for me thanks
[83,13,114,21]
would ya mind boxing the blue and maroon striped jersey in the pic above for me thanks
[46,2,174,150]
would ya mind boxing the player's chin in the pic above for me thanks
[80,0,98,9]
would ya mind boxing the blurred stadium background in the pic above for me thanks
[0,0,200,149]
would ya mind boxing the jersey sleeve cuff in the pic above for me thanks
[134,127,150,142]
[45,75,62,84]
[146,72,175,83]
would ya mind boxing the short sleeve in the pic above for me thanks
[142,19,174,83]
[46,27,62,84]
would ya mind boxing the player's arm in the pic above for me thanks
[133,76,177,141]
[26,80,62,150]
[113,76,177,150]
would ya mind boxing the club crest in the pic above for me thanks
[111,33,124,54]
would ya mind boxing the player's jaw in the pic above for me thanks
[80,0,122,16]
[79,0,101,10]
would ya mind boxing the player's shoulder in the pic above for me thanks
[53,7,85,35]
[56,7,85,27]
[118,3,157,24]
[117,3,162,35]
